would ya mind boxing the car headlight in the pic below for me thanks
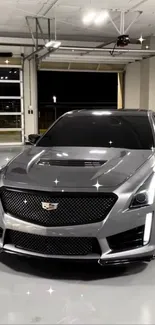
[130,173,155,209]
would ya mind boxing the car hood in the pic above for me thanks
[0,146,24,169]
[2,146,152,191]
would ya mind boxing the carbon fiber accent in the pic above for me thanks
[107,226,145,252]
[0,188,117,227]
[5,230,101,256]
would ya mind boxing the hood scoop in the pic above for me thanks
[38,159,106,168]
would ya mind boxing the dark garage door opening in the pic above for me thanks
[38,71,117,131]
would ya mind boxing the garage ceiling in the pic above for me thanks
[0,0,155,68]
[0,0,155,39]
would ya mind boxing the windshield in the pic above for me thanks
[37,114,154,149]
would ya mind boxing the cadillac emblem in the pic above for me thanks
[41,202,59,211]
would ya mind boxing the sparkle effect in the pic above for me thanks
[54,179,59,185]
[93,180,102,191]
[26,291,31,295]
[138,35,145,44]
[24,200,27,204]
[47,287,55,295]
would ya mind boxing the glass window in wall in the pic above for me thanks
[0,99,21,113]
[0,67,23,143]
[0,131,22,143]
[0,68,20,81]
[0,115,21,128]
[0,83,20,97]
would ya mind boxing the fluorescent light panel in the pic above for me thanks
[83,11,96,24]
[94,11,109,25]
[45,40,61,49]
[83,10,109,25]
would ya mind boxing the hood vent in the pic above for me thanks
[38,159,106,167]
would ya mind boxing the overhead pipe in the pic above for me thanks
[25,17,36,50]
[58,46,155,54]
[0,42,38,47]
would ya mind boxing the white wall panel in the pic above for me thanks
[125,62,140,109]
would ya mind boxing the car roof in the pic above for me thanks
[66,109,151,117]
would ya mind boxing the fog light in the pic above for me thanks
[143,213,153,245]
[136,193,147,204]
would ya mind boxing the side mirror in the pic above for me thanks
[28,134,40,145]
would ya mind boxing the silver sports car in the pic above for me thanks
[0,109,155,265]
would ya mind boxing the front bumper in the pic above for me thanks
[0,211,154,265]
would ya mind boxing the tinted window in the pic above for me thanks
[37,114,154,149]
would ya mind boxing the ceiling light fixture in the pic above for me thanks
[94,10,109,25]
[45,40,61,49]
[5,60,9,64]
[83,11,96,25]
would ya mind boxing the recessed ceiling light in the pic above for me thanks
[83,11,96,25]
[94,10,109,25]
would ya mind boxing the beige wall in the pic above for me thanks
[140,59,149,109]
[125,57,155,111]
[149,57,155,111]
[124,62,140,109]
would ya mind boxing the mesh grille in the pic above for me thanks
[1,188,117,227]
[5,230,101,256]
[107,226,145,252]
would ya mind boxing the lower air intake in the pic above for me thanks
[5,230,101,256]
[107,226,145,253]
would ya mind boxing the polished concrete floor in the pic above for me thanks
[0,255,155,324]
[1,146,155,324]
